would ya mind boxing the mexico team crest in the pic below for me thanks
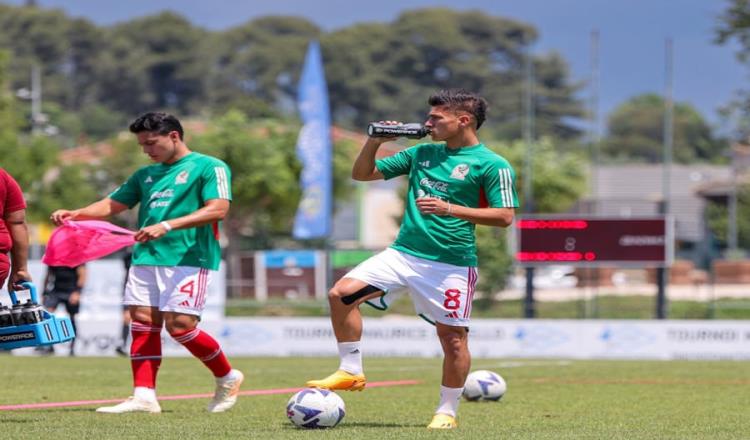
[450,164,470,180]
[175,171,189,185]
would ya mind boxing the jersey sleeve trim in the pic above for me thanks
[213,166,231,200]
[499,168,517,208]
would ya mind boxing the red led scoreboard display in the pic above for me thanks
[515,216,673,267]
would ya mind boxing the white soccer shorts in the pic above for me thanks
[124,265,213,316]
[345,248,478,326]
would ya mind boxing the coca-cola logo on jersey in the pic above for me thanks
[419,177,449,192]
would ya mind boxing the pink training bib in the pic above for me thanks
[42,220,135,267]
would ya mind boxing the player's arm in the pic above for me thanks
[6,208,31,289]
[451,205,514,227]
[133,198,230,242]
[50,197,129,226]
[352,137,386,181]
[416,199,515,227]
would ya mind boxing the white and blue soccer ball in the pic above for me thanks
[463,370,507,401]
[286,388,346,429]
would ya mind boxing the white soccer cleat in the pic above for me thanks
[207,369,244,413]
[96,396,162,414]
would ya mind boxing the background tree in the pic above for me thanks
[601,94,727,163]
[97,12,210,115]
[0,50,86,221]
[323,8,584,140]
[207,16,321,118]
[0,5,586,144]
[716,0,750,140]
[706,183,750,253]
[31,164,99,222]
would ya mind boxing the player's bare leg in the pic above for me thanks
[306,278,382,391]
[165,312,243,413]
[97,306,163,414]
[428,323,469,429]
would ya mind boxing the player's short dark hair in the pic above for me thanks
[428,89,488,130]
[129,112,184,140]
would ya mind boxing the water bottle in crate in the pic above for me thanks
[0,282,75,350]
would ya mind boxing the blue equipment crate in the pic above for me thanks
[0,282,76,350]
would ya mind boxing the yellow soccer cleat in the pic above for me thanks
[427,413,458,429]
[306,370,367,391]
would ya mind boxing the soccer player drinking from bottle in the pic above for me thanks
[306,89,519,429]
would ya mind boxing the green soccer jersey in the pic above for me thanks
[376,143,518,267]
[109,152,232,270]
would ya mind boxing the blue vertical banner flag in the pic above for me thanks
[293,41,333,239]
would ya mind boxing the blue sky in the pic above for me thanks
[4,0,746,130]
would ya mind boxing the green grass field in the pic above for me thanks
[0,356,747,439]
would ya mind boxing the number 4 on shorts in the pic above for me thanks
[180,280,195,298]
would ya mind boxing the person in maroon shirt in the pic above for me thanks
[0,168,31,290]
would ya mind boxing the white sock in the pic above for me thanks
[218,369,240,383]
[435,385,463,417]
[337,341,363,375]
[134,386,157,402]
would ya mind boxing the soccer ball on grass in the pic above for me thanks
[286,388,346,428]
[463,370,507,401]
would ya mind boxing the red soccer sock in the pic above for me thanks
[130,320,163,388]
[171,328,231,378]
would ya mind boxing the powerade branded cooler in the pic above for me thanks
[0,282,75,349]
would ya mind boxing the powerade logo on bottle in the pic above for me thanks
[367,123,430,139]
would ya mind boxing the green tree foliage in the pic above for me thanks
[474,225,514,302]
[706,184,750,251]
[498,138,588,213]
[0,5,584,143]
[0,5,107,109]
[323,9,584,140]
[31,164,99,222]
[0,50,92,221]
[208,16,321,116]
[601,94,727,163]
[98,12,210,115]
[191,112,302,241]
[0,4,126,143]
[0,50,19,136]
[716,0,750,139]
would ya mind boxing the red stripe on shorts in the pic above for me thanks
[464,267,477,319]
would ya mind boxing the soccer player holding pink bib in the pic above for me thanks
[51,112,242,414]
[306,89,518,429]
